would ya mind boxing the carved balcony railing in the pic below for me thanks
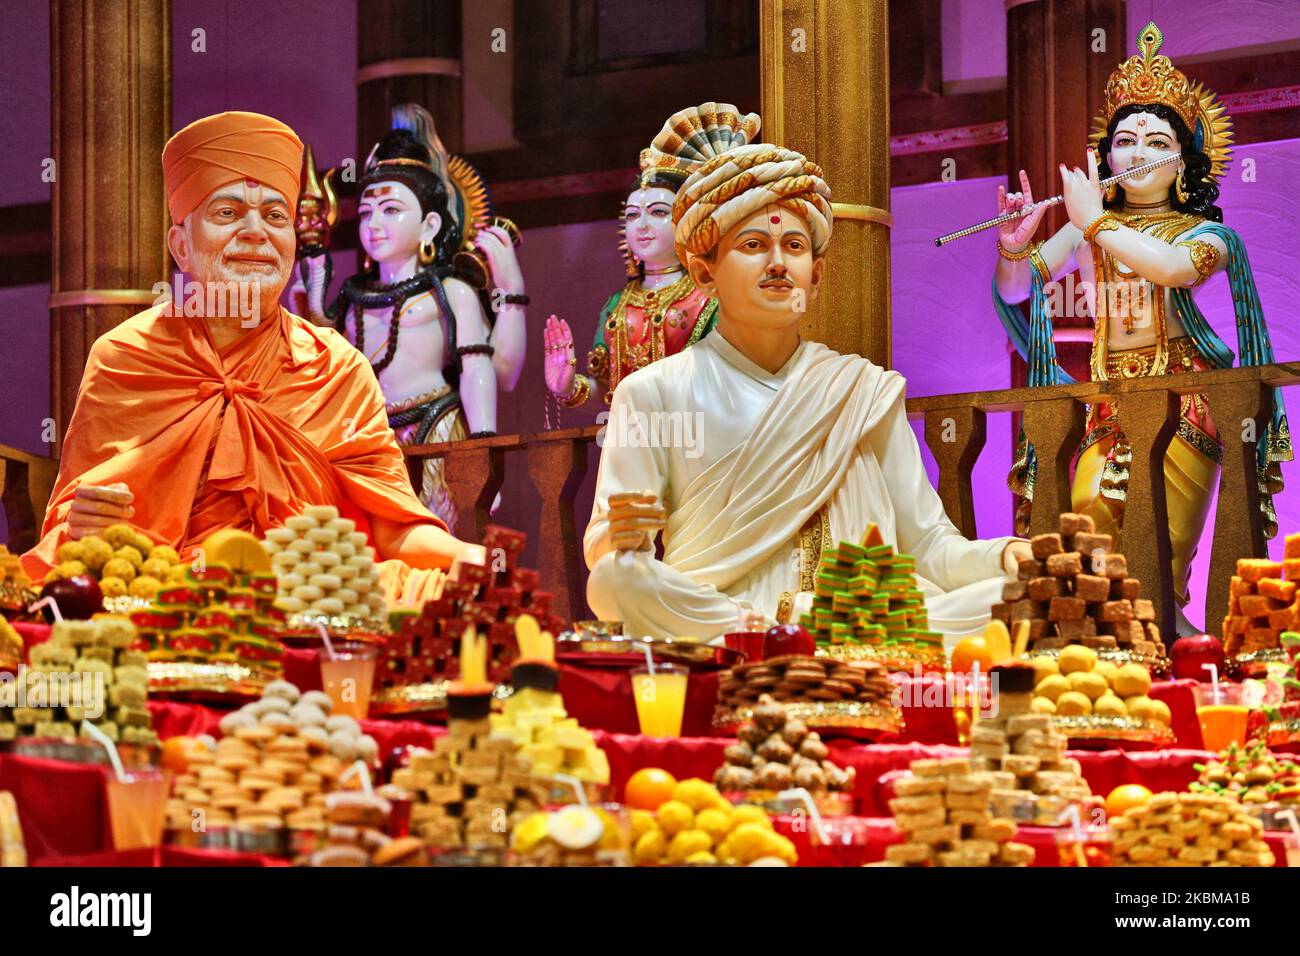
[5,363,1296,640]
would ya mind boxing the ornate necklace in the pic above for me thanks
[332,269,436,375]
[605,271,700,393]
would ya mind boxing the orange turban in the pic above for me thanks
[162,111,304,224]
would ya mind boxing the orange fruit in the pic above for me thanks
[1105,783,1153,819]
[624,768,678,811]
[950,635,993,675]
[161,736,203,774]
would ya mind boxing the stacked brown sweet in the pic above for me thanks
[990,512,1165,662]
[307,792,427,867]
[884,756,1035,867]
[1221,546,1300,660]
[1111,792,1274,866]
[715,655,892,711]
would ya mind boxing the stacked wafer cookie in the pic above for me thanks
[990,512,1164,659]
[715,655,892,711]
[884,757,1035,867]
[260,505,384,619]
[1111,791,1274,866]
[1221,536,1300,658]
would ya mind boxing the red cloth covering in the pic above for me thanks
[33,847,290,867]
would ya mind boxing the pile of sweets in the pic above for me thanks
[390,630,544,850]
[969,663,1093,820]
[0,617,156,746]
[1111,791,1274,866]
[0,545,31,590]
[510,805,631,867]
[374,525,565,695]
[47,523,187,599]
[713,694,854,794]
[486,615,609,783]
[625,781,797,866]
[884,755,1036,867]
[715,655,892,711]
[125,530,284,689]
[799,525,944,666]
[165,684,354,833]
[0,792,25,867]
[307,793,427,867]
[1030,644,1172,726]
[216,680,380,764]
[991,512,1165,661]
[1189,740,1300,807]
[1221,537,1300,661]
[259,505,384,619]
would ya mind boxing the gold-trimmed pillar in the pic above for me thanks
[49,0,172,456]
[759,0,892,367]
[357,0,463,160]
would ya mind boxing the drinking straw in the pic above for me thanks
[1059,803,1089,867]
[777,787,830,845]
[312,622,338,661]
[82,720,128,784]
[1203,663,1220,703]
[553,773,589,809]
[640,640,655,676]
[339,759,373,797]
[27,596,63,624]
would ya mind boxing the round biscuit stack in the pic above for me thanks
[259,505,385,619]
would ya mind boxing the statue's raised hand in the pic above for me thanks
[69,482,134,539]
[474,225,524,297]
[997,169,1047,252]
[543,314,578,398]
[608,491,666,552]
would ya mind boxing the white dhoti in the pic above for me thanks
[584,331,1017,651]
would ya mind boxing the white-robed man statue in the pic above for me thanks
[583,110,1031,646]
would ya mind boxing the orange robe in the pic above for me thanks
[23,305,448,603]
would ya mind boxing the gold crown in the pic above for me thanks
[1089,22,1233,183]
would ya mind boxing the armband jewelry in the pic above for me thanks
[1028,244,1050,284]
[1178,239,1219,283]
[997,239,1034,261]
[560,373,591,408]
[1083,212,1120,244]
[457,343,495,358]
[501,293,530,306]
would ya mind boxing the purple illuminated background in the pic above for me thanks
[2,0,1300,630]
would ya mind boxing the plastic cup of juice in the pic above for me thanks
[630,664,688,737]
[320,642,379,719]
[1193,683,1250,752]
[1055,827,1112,867]
[105,769,171,851]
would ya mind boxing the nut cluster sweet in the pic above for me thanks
[713,694,854,794]
[1111,791,1275,866]
[991,512,1165,661]
[260,505,384,619]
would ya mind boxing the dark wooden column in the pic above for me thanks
[49,0,172,453]
[356,0,463,160]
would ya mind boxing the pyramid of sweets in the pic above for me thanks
[45,524,188,600]
[713,694,855,796]
[486,615,610,783]
[968,662,1095,823]
[990,512,1166,667]
[713,655,896,733]
[883,756,1036,867]
[371,526,565,712]
[0,792,24,867]
[0,617,157,747]
[306,792,427,867]
[259,505,384,620]
[799,524,944,669]
[1220,537,1300,668]
[1111,791,1274,866]
[1190,740,1300,808]
[215,680,379,764]
[389,630,545,851]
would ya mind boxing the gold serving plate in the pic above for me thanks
[714,699,902,738]
[816,641,945,673]
[558,623,743,669]
[147,659,283,700]
[1230,647,1289,680]
[1049,714,1175,748]
[369,680,513,717]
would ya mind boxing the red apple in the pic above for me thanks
[764,623,815,659]
[1170,633,1226,682]
[40,575,103,622]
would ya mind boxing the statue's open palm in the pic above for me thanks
[543,314,577,397]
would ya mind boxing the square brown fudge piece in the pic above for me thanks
[1074,574,1111,602]
[1096,600,1133,623]
[1055,618,1096,641]
[1058,513,1095,537]
[1132,599,1155,622]
[1048,596,1086,621]
[1027,577,1064,601]
[1113,578,1142,600]
[1072,532,1114,555]
[1031,534,1064,560]
[1009,599,1044,622]
[1106,621,1144,644]
[1045,552,1083,577]
[1002,581,1028,602]
[990,603,1011,624]
[1017,558,1044,581]
[1097,554,1128,578]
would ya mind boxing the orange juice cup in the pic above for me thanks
[320,642,379,719]
[1193,683,1250,752]
[105,769,171,851]
[630,664,688,737]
